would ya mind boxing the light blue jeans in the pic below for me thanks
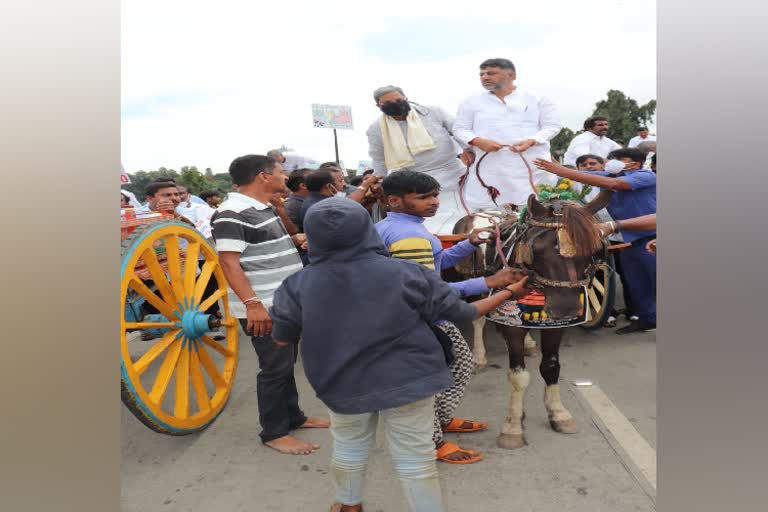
[329,397,444,512]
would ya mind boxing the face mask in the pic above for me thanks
[380,100,411,117]
[604,159,627,175]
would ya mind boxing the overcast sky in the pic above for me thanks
[122,0,656,173]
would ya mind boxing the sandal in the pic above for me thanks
[436,441,483,464]
[442,417,488,433]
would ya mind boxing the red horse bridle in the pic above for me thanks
[457,147,540,269]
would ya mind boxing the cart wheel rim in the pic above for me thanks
[120,222,238,434]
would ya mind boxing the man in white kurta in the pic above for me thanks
[453,58,562,210]
[562,116,622,166]
[367,85,475,234]
[627,126,656,148]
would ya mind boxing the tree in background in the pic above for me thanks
[592,90,656,145]
[544,90,656,161]
[123,166,231,202]
[549,127,576,162]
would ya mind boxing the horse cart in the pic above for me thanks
[120,209,239,435]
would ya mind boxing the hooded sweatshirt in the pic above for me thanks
[269,198,478,414]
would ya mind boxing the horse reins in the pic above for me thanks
[457,147,539,270]
[456,150,599,289]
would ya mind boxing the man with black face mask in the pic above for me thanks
[366,85,475,234]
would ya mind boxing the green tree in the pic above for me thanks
[123,165,229,201]
[178,166,218,195]
[123,168,180,198]
[592,90,656,145]
[549,127,576,161]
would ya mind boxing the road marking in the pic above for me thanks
[573,382,657,498]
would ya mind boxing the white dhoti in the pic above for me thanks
[463,147,558,211]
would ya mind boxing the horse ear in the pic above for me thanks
[527,193,548,217]
[583,189,613,215]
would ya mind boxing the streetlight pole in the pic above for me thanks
[333,128,340,165]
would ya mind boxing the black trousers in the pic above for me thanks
[239,320,307,442]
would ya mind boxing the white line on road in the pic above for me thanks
[573,382,657,497]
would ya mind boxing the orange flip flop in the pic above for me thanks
[436,442,483,464]
[442,417,489,433]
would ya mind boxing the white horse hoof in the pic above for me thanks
[497,433,526,450]
[473,359,488,372]
[550,418,579,434]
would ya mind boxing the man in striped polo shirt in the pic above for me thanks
[212,154,329,455]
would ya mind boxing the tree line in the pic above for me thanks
[122,166,233,199]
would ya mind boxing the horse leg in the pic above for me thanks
[471,316,488,370]
[540,329,579,434]
[524,332,539,357]
[496,325,528,449]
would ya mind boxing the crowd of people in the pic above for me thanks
[122,57,656,512]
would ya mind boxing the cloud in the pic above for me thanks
[122,0,656,172]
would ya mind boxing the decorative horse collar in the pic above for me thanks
[508,211,600,290]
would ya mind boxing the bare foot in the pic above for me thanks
[299,417,330,428]
[264,435,320,455]
[330,503,363,512]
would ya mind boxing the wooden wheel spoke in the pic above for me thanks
[196,343,227,388]
[198,289,225,314]
[148,339,183,404]
[588,287,602,311]
[190,348,212,412]
[184,242,201,297]
[591,275,606,295]
[219,319,237,328]
[200,335,235,358]
[133,330,182,375]
[127,278,178,320]
[140,247,177,307]
[173,344,191,419]
[193,261,216,305]
[163,234,187,306]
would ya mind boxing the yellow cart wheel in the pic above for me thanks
[120,220,239,435]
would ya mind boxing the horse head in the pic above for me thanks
[487,190,613,320]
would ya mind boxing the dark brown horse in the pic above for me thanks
[450,190,612,449]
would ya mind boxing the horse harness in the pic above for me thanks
[455,149,602,290]
[505,207,604,291]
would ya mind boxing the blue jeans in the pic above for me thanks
[329,398,444,512]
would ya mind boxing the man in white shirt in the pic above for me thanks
[562,116,622,166]
[175,185,216,240]
[627,126,656,148]
[453,58,562,209]
[367,85,475,233]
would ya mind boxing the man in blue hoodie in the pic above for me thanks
[269,198,530,512]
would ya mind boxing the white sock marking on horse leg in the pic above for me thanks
[501,369,530,436]
[524,333,536,349]
[544,384,573,422]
